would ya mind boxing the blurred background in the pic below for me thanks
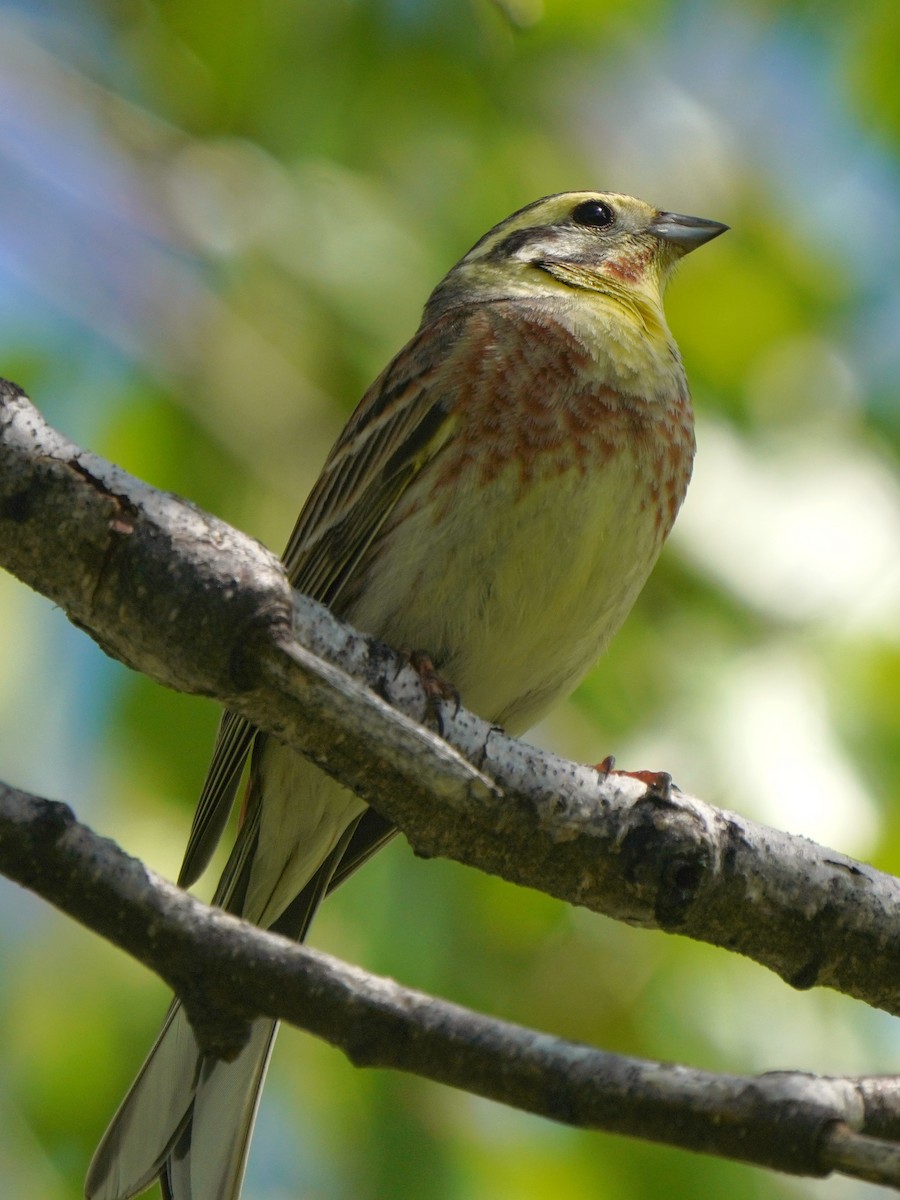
[0,1,898,1197]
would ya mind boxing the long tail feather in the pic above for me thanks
[87,1005,278,1200]
[160,1020,278,1200]
[86,1004,200,1200]
[87,795,365,1200]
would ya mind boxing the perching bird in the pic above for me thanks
[86,191,726,1200]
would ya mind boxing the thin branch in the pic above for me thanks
[3,378,900,1021]
[2,778,900,1190]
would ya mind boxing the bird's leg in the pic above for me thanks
[406,649,461,734]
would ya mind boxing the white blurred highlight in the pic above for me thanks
[712,650,880,854]
[675,418,900,636]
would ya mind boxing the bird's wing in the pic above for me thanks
[177,311,466,887]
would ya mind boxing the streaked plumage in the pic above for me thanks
[86,191,726,1200]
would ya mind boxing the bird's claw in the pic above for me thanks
[407,650,460,733]
[596,756,675,800]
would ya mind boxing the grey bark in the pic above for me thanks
[2,377,900,1188]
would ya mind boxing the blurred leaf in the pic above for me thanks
[0,3,898,1199]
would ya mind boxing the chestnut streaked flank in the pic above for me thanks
[87,191,726,1200]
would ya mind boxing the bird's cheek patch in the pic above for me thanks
[604,246,653,284]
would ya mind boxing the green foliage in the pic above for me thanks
[1,2,898,1198]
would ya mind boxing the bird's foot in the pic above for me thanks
[596,755,675,800]
[407,650,460,733]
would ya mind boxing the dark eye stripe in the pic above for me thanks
[491,228,534,257]
[496,231,532,258]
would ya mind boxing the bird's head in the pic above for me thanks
[424,191,727,329]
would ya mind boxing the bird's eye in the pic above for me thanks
[571,199,615,229]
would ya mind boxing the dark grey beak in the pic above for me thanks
[652,211,729,252]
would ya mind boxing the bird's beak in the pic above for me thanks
[651,212,729,253]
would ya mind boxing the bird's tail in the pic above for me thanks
[85,759,379,1200]
[85,1003,277,1200]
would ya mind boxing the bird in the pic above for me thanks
[86,190,726,1200]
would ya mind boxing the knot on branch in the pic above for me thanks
[617,780,719,928]
[0,384,294,700]
[73,454,295,696]
[748,1072,866,1175]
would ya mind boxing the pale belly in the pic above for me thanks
[248,447,667,926]
[346,447,668,735]
[246,301,693,928]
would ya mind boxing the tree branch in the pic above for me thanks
[2,776,900,1190]
[4,378,900,1188]
[3,378,900,1017]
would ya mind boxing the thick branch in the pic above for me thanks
[3,378,900,1019]
[2,778,900,1190]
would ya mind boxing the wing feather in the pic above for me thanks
[177,309,467,886]
[177,711,254,888]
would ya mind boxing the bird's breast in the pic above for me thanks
[347,368,694,733]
